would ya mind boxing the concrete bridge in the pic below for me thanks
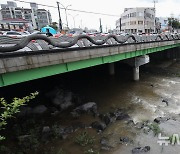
[0,34,180,87]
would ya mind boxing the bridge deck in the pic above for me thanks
[0,34,180,87]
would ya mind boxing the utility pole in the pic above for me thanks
[170,13,174,32]
[99,18,102,33]
[119,17,121,32]
[58,2,71,29]
[153,0,158,33]
[57,2,62,32]
[144,9,146,33]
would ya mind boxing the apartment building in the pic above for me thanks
[0,1,52,30]
[116,7,155,33]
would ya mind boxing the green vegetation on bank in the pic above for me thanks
[0,92,39,141]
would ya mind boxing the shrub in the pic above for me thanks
[0,92,39,141]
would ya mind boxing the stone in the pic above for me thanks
[32,105,47,115]
[162,99,169,106]
[46,88,74,110]
[120,137,130,144]
[17,107,33,117]
[42,126,51,133]
[101,146,111,151]
[99,113,115,125]
[100,137,109,146]
[41,126,51,142]
[132,146,150,154]
[71,102,97,116]
[91,121,106,131]
[154,117,170,123]
[114,109,130,120]
[71,122,86,131]
[64,126,74,134]
[18,135,32,149]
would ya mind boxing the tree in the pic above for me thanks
[168,18,180,29]
[50,22,58,30]
[0,92,39,141]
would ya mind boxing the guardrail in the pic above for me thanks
[0,34,180,53]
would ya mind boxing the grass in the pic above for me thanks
[74,131,95,147]
[149,123,161,136]
[84,148,99,154]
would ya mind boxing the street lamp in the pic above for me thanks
[68,14,79,28]
[58,2,71,29]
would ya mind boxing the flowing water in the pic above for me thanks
[1,59,180,154]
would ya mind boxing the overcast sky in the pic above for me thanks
[1,0,180,31]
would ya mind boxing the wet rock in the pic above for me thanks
[53,126,74,139]
[100,137,109,146]
[71,122,86,131]
[71,102,97,116]
[100,137,112,151]
[41,126,51,142]
[32,105,47,115]
[52,125,66,139]
[60,92,74,110]
[64,126,74,134]
[162,99,169,106]
[18,135,32,149]
[135,122,144,129]
[135,121,151,129]
[91,121,106,131]
[143,126,151,134]
[114,109,130,121]
[101,146,111,151]
[120,137,132,144]
[154,117,170,123]
[18,107,33,117]
[46,88,74,110]
[132,146,150,154]
[49,107,59,116]
[99,113,115,125]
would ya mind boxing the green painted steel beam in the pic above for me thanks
[0,43,180,87]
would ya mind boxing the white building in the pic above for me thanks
[116,7,155,34]
[0,1,52,30]
[156,17,169,32]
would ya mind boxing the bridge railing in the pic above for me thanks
[0,34,179,53]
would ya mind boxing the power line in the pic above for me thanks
[13,0,119,17]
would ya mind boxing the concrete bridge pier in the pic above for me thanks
[133,67,140,81]
[108,63,115,75]
[125,55,150,81]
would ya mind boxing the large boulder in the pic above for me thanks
[71,102,97,117]
[17,107,33,117]
[91,121,106,131]
[32,105,48,115]
[41,126,51,142]
[46,88,74,110]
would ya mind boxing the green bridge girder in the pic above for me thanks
[0,43,180,87]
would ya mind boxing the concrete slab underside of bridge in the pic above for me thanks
[0,43,180,87]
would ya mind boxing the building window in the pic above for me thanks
[130,12,136,17]
[130,21,136,25]
[138,21,143,25]
[137,12,143,17]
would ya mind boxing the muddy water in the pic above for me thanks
[58,60,180,154]
[1,59,180,154]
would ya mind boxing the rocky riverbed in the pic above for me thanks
[0,60,180,154]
